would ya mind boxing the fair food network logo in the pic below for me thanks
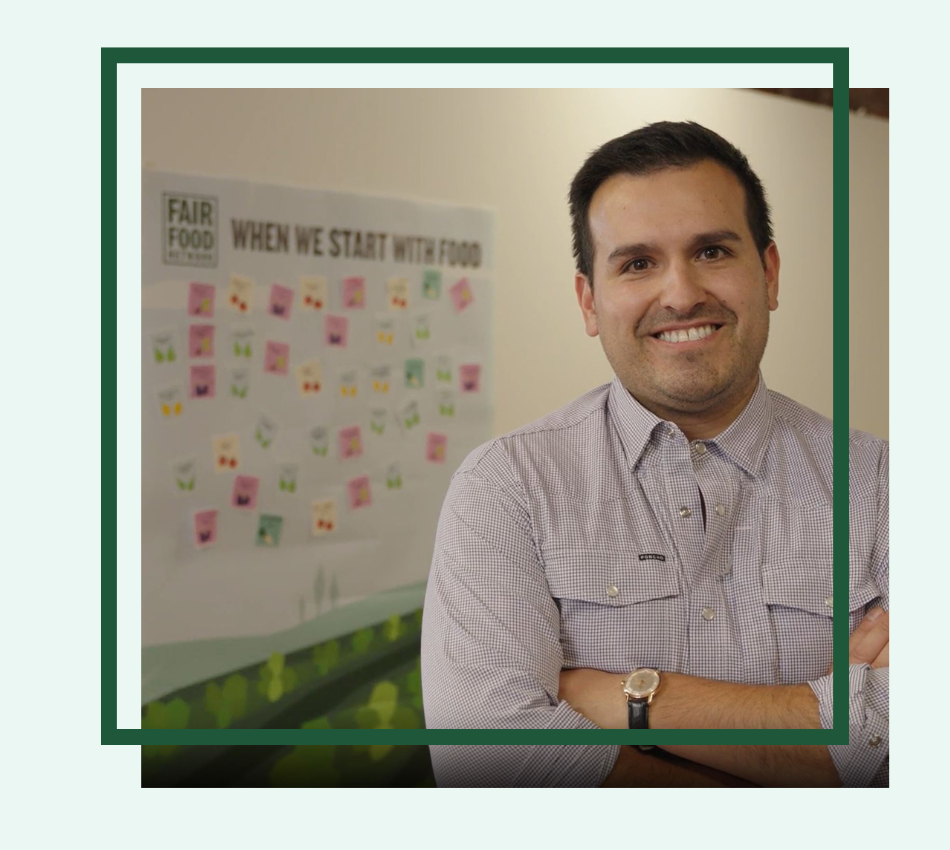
[162,191,218,268]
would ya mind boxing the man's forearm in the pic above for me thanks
[603,745,757,787]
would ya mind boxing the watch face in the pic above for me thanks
[624,668,660,699]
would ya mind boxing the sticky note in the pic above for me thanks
[414,314,431,343]
[188,282,215,317]
[311,499,337,536]
[256,514,283,547]
[449,278,474,313]
[347,475,372,510]
[230,324,255,359]
[401,399,420,430]
[157,384,185,418]
[338,370,358,399]
[426,432,448,464]
[325,314,349,348]
[255,414,278,449]
[172,457,196,493]
[227,274,254,313]
[435,356,452,384]
[438,391,455,418]
[213,433,240,472]
[278,463,299,494]
[189,324,215,358]
[150,327,178,364]
[193,510,218,549]
[387,277,410,310]
[370,408,388,436]
[422,269,442,300]
[231,475,260,510]
[189,364,216,399]
[295,358,323,397]
[386,462,403,490]
[459,363,482,393]
[338,425,364,460]
[405,358,425,389]
[342,276,366,309]
[264,340,290,376]
[309,426,329,457]
[300,276,328,312]
[230,367,250,399]
[371,365,391,395]
[373,315,394,347]
[269,283,294,320]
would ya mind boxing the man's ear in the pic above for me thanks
[575,273,599,337]
[764,242,780,311]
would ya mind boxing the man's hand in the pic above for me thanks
[829,606,889,673]
[558,668,627,728]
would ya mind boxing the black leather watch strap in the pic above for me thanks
[627,699,648,729]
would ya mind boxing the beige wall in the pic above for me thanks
[143,88,887,439]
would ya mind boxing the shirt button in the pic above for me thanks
[701,607,716,620]
[694,443,707,455]
[606,585,619,598]
[679,507,692,518]
[825,596,833,609]
[868,735,882,748]
[715,503,725,517]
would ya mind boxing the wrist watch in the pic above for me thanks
[622,668,661,729]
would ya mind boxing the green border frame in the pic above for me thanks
[103,46,848,747]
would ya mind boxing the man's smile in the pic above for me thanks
[647,322,724,346]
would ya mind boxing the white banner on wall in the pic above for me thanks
[141,170,494,697]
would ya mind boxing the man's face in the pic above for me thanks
[576,159,780,419]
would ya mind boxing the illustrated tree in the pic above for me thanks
[205,674,248,728]
[257,652,298,703]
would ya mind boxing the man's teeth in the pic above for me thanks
[656,324,718,343]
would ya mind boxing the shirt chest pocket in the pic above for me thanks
[543,550,685,673]
[762,562,882,683]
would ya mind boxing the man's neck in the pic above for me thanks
[635,378,759,441]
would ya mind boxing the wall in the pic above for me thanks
[142,87,887,438]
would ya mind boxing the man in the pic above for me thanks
[420,121,888,787]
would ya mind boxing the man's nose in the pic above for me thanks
[659,264,708,315]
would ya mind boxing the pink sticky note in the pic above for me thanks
[188,282,215,317]
[269,284,294,320]
[347,475,372,510]
[338,426,364,460]
[426,432,448,463]
[190,364,216,399]
[449,278,474,312]
[231,475,260,510]
[325,314,349,348]
[189,324,215,358]
[264,340,290,375]
[459,363,482,393]
[194,509,218,549]
[342,276,366,309]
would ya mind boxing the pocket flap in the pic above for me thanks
[543,549,680,607]
[762,564,880,617]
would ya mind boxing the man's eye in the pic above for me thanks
[700,246,728,260]
[625,258,651,272]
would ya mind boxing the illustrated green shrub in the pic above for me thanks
[205,674,248,728]
[351,627,375,655]
[270,716,339,787]
[363,681,399,761]
[404,659,423,710]
[413,608,423,629]
[312,639,341,674]
[257,652,298,703]
[142,697,190,759]
[383,613,405,643]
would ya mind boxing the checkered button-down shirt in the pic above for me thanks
[421,376,889,787]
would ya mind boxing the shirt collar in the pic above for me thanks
[607,372,774,477]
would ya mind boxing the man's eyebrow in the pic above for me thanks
[605,230,745,266]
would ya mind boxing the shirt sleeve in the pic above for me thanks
[421,451,621,787]
[807,439,889,787]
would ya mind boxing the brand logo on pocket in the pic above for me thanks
[638,553,667,562]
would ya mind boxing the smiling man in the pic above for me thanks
[421,122,889,787]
